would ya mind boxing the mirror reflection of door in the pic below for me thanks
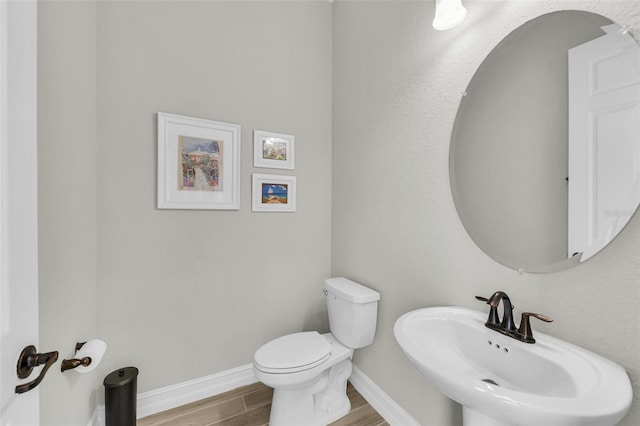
[450,11,640,273]
[568,23,640,261]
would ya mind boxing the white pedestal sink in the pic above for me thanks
[394,307,632,426]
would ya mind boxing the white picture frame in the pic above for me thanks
[252,174,297,212]
[253,130,295,170]
[157,112,241,210]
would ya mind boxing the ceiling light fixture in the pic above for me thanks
[433,0,467,31]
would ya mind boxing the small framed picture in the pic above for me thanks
[157,112,241,210]
[253,130,294,170]
[252,174,296,212]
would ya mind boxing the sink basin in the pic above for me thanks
[394,306,632,426]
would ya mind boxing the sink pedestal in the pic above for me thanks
[463,407,510,426]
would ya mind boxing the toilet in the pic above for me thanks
[253,277,380,426]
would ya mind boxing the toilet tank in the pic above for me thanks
[324,277,380,349]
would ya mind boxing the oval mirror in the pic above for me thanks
[450,11,640,273]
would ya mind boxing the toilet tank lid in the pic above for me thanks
[324,277,380,303]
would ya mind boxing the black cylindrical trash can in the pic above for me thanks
[104,367,139,426]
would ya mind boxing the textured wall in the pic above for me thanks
[333,1,640,425]
[95,0,332,394]
[37,1,98,424]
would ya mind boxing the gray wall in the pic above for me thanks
[333,1,639,425]
[95,0,332,393]
[38,1,98,424]
[38,1,332,424]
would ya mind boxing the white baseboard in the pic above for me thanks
[136,364,257,418]
[350,365,420,426]
[88,362,417,426]
[89,364,256,426]
[87,405,102,426]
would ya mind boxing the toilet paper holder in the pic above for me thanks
[61,342,92,372]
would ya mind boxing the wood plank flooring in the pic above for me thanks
[138,381,388,426]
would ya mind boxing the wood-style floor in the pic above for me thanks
[138,381,388,426]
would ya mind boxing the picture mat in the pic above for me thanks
[158,113,240,209]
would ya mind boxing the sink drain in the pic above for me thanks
[482,378,499,386]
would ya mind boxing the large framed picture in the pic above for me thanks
[252,174,296,212]
[157,112,241,210]
[253,130,294,170]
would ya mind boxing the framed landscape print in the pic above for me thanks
[252,174,296,212]
[157,112,241,210]
[253,130,294,170]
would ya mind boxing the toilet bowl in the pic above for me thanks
[254,332,354,425]
[253,277,380,426]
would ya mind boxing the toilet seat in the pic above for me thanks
[254,331,331,374]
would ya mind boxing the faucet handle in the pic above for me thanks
[518,312,553,343]
[475,296,500,326]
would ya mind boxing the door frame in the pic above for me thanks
[0,0,40,424]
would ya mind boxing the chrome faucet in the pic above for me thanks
[476,291,552,343]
